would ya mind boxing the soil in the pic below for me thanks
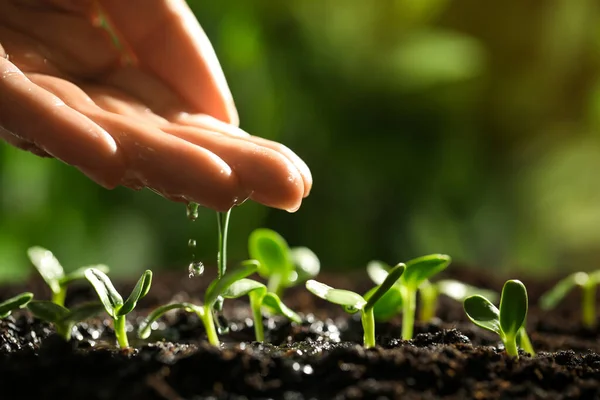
[1,265,600,400]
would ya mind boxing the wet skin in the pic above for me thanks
[0,0,312,212]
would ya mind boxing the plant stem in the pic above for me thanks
[55,323,72,341]
[114,316,129,349]
[361,307,376,348]
[401,288,416,340]
[267,274,284,297]
[582,283,596,328]
[504,334,519,358]
[52,288,67,307]
[216,210,232,279]
[198,305,220,346]
[249,292,265,342]
[418,284,438,322]
[517,328,535,356]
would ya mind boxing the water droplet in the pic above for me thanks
[188,239,197,248]
[216,313,230,335]
[186,202,199,221]
[188,261,204,278]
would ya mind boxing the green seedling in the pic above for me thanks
[28,301,104,341]
[138,260,259,347]
[418,279,499,322]
[85,268,152,348]
[306,263,406,348]
[28,246,109,306]
[539,271,600,328]
[0,292,33,318]
[367,254,451,339]
[248,228,320,296]
[464,279,534,358]
[222,278,301,342]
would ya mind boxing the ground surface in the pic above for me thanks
[1,266,600,400]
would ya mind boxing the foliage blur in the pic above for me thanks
[2,0,600,281]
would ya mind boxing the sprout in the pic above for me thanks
[418,279,499,322]
[248,228,320,296]
[464,279,534,358]
[539,271,600,328]
[305,263,405,348]
[367,254,451,339]
[222,278,301,342]
[138,260,259,346]
[28,301,104,341]
[0,292,33,318]
[28,246,109,306]
[85,268,152,348]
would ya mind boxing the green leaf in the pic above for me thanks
[0,292,34,318]
[366,260,392,286]
[205,260,259,306]
[118,270,153,316]
[364,286,403,321]
[463,295,501,335]
[539,272,588,310]
[289,247,320,284]
[262,293,302,323]
[305,280,366,313]
[28,300,70,323]
[59,264,110,286]
[84,268,123,318]
[222,278,266,299]
[499,280,528,338]
[27,247,64,294]
[248,229,293,281]
[137,302,202,339]
[65,302,104,323]
[365,263,405,310]
[402,254,451,289]
[436,279,499,304]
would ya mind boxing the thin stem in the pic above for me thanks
[267,273,284,297]
[114,315,129,349]
[517,328,535,356]
[401,288,416,340]
[216,209,232,279]
[361,307,376,348]
[249,292,265,342]
[52,287,67,307]
[55,322,72,341]
[199,305,220,346]
[504,334,519,358]
[582,283,596,328]
[418,285,438,322]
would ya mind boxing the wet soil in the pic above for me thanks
[1,266,600,400]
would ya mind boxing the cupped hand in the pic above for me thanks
[0,0,312,212]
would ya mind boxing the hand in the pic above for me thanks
[0,0,312,212]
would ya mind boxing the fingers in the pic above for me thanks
[0,58,119,176]
[98,0,239,125]
[175,114,313,198]
[28,74,245,211]
[162,124,305,212]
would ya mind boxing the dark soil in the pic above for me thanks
[2,266,600,400]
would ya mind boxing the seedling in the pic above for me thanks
[28,301,104,341]
[418,279,499,322]
[85,268,152,348]
[464,279,534,358]
[222,278,301,342]
[28,246,109,306]
[138,260,259,346]
[305,263,406,348]
[539,271,600,328]
[248,228,320,296]
[367,254,451,339]
[0,292,33,318]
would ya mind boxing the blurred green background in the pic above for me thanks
[2,0,600,281]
